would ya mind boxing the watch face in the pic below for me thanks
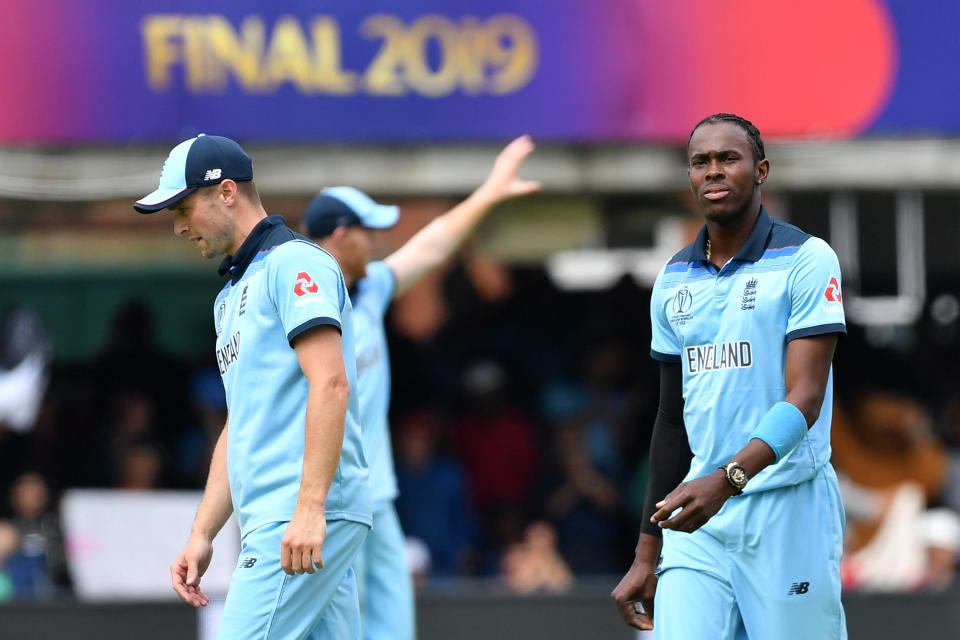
[729,465,747,487]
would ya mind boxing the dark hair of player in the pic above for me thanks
[688,113,766,163]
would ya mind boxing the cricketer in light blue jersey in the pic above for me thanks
[613,115,847,640]
[351,260,400,504]
[650,207,845,494]
[303,136,540,640]
[214,216,372,536]
[137,135,372,639]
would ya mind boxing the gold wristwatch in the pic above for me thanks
[719,461,748,494]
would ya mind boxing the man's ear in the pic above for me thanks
[755,159,770,185]
[218,179,239,205]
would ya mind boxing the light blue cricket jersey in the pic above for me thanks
[214,216,372,537]
[351,261,399,504]
[650,207,846,493]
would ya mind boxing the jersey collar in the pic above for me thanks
[693,205,774,264]
[218,215,286,281]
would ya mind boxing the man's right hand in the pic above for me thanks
[611,559,658,630]
[476,135,541,204]
[170,534,214,607]
[612,533,662,630]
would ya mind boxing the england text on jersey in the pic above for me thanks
[217,330,241,375]
[685,341,753,375]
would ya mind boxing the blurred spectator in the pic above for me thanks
[537,342,637,573]
[395,410,476,578]
[173,368,227,487]
[92,301,188,481]
[500,520,572,594]
[4,472,70,597]
[542,423,622,574]
[454,360,539,511]
[832,390,958,590]
[453,360,539,573]
[570,342,633,480]
[918,508,960,590]
[116,441,165,490]
[832,391,948,548]
[404,537,432,590]
[0,307,52,434]
[939,392,960,515]
[0,521,17,602]
[105,390,168,488]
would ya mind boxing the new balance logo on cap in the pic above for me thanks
[133,134,253,214]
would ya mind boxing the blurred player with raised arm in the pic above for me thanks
[303,135,540,640]
[135,134,372,639]
[612,114,847,639]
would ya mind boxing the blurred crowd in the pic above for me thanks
[1,261,960,601]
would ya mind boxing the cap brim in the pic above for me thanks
[133,185,197,214]
[360,204,400,229]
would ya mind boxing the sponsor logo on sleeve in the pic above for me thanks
[685,341,753,374]
[294,272,320,297]
[824,277,842,302]
[822,276,844,313]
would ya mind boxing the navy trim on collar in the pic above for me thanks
[735,205,775,263]
[691,226,710,263]
[218,215,286,281]
[694,205,774,265]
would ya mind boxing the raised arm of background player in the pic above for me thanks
[611,334,837,629]
[170,419,233,608]
[383,135,541,295]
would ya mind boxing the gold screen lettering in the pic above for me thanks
[142,13,538,97]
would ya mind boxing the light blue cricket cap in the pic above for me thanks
[303,186,400,238]
[134,134,253,214]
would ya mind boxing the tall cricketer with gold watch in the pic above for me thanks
[613,113,848,639]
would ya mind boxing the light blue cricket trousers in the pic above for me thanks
[655,464,847,640]
[352,500,415,640]
[217,519,368,640]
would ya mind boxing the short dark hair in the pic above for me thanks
[236,179,261,204]
[688,113,765,163]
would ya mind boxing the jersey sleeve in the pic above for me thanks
[363,261,397,317]
[786,237,847,341]
[266,241,347,345]
[650,265,682,362]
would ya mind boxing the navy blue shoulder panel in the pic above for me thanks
[767,218,812,250]
[667,242,697,266]
[260,223,314,249]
